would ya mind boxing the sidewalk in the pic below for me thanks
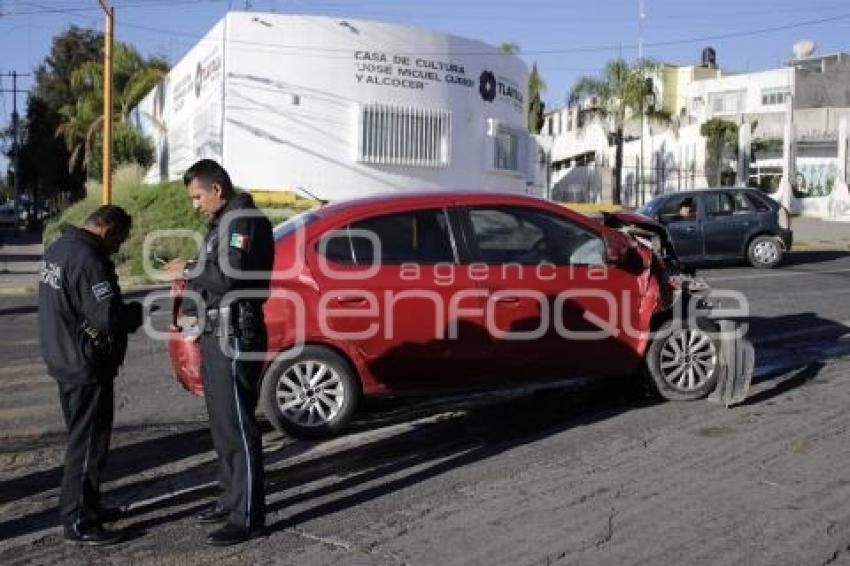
[0,229,44,296]
[791,216,850,250]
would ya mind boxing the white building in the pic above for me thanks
[539,44,850,217]
[130,12,532,201]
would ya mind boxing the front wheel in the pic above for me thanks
[260,346,360,439]
[747,235,783,268]
[645,319,720,401]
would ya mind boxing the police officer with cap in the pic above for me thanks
[38,205,143,545]
[164,159,274,546]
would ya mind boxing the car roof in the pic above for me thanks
[313,190,554,218]
[653,187,761,199]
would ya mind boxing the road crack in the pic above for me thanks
[287,526,409,565]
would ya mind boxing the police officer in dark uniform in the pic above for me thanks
[164,159,274,546]
[38,205,143,546]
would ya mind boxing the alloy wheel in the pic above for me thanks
[275,361,345,427]
[658,328,718,392]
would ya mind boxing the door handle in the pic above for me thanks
[685,226,697,233]
[335,296,368,306]
[494,296,520,305]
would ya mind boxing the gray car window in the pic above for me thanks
[469,206,605,265]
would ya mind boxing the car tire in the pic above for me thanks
[645,319,720,401]
[260,346,360,439]
[747,235,783,269]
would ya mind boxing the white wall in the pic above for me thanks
[687,68,793,120]
[219,13,529,200]
[130,19,225,184]
[132,13,530,200]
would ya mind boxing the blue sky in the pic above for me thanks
[1,0,849,170]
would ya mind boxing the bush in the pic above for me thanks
[44,164,306,280]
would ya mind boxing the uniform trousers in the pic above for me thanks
[199,332,266,528]
[58,378,114,531]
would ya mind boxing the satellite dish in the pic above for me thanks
[793,40,816,59]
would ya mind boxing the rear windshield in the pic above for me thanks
[273,211,319,241]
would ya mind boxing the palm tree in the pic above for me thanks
[56,43,167,175]
[570,58,669,205]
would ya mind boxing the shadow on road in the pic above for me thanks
[132,376,655,535]
[0,425,214,539]
[0,373,656,541]
[743,362,826,406]
[783,250,850,267]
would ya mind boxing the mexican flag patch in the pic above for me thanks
[229,232,251,251]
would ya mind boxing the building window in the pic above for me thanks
[488,119,528,175]
[358,104,451,168]
[707,90,746,115]
[761,88,790,106]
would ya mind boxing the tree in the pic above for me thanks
[56,42,167,178]
[497,42,520,55]
[700,118,738,186]
[495,43,547,134]
[570,58,669,205]
[19,27,103,202]
[528,63,546,134]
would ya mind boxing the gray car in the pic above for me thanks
[637,188,793,268]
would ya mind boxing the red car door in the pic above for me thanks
[310,206,490,390]
[459,205,647,382]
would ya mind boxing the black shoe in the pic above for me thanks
[205,522,265,546]
[195,503,229,525]
[64,524,124,546]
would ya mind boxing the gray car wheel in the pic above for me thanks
[646,320,720,401]
[261,346,360,439]
[747,235,783,269]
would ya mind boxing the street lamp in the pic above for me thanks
[97,0,114,204]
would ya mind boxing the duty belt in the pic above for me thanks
[203,306,234,337]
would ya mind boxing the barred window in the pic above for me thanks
[358,104,451,168]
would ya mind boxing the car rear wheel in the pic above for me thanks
[260,346,360,439]
[747,235,783,268]
[645,320,720,401]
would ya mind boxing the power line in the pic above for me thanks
[1,0,224,16]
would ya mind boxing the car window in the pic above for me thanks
[273,211,318,241]
[745,193,770,212]
[731,192,756,214]
[703,193,735,217]
[704,192,756,217]
[468,206,605,265]
[658,196,698,222]
[317,208,455,265]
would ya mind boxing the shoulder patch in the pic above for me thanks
[91,281,114,302]
[229,232,251,251]
[40,262,62,290]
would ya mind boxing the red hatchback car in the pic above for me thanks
[169,192,719,438]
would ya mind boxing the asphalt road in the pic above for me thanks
[2,250,850,565]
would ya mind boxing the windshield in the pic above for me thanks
[273,210,319,241]
[636,197,663,217]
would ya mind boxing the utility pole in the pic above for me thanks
[97,0,114,204]
[1,71,31,224]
